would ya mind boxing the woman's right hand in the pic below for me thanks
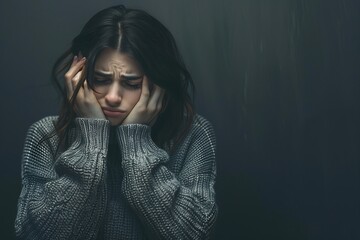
[64,55,106,119]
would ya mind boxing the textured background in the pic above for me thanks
[1,0,359,239]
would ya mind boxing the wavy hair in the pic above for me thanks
[46,5,196,154]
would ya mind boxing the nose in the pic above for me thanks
[104,83,122,107]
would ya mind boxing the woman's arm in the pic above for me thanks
[15,117,110,240]
[117,116,218,239]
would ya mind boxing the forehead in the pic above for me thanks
[94,48,142,74]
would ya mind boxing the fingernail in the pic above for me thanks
[73,55,77,61]
[81,57,86,61]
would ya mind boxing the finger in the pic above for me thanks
[151,92,165,125]
[70,55,78,68]
[65,57,86,98]
[65,56,76,97]
[148,84,163,111]
[156,86,165,107]
[66,57,86,81]
[72,68,85,89]
[137,75,151,108]
[148,86,165,126]
[65,79,73,100]
[157,88,166,113]
[72,59,88,94]
[83,80,91,98]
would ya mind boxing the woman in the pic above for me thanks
[14,4,217,240]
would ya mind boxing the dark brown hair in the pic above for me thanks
[46,5,196,154]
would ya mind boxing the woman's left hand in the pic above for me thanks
[121,75,165,127]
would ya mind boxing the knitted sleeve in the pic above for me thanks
[15,117,110,240]
[116,117,218,239]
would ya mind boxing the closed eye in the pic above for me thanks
[93,78,111,85]
[123,81,142,89]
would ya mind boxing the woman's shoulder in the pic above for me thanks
[178,113,216,148]
[168,113,216,160]
[191,113,216,135]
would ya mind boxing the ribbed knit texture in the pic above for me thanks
[14,114,218,239]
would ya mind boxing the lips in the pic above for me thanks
[102,107,126,117]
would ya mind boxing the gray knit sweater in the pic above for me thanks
[14,114,217,239]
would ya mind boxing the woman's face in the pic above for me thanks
[93,48,144,126]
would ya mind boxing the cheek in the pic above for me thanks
[92,87,106,100]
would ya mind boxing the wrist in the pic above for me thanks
[75,118,110,150]
[116,124,157,156]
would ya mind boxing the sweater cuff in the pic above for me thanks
[116,124,158,158]
[74,118,110,151]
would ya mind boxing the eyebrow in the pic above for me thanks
[94,70,143,81]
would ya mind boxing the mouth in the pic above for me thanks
[102,107,126,118]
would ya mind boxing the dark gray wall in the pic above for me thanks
[1,0,359,239]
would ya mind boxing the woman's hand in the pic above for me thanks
[121,75,165,127]
[64,55,105,119]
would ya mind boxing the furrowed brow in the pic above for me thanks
[94,70,143,81]
[94,71,112,77]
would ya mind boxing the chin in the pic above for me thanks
[107,118,123,126]
[110,121,122,126]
